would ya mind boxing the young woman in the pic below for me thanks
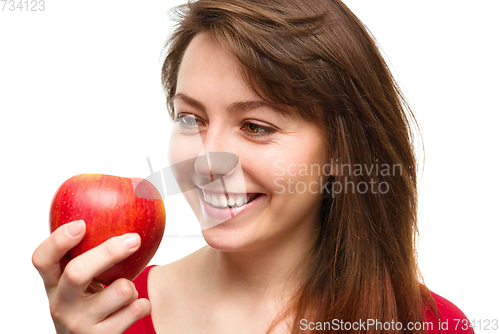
[32,1,474,333]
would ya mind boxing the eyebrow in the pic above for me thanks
[173,93,290,116]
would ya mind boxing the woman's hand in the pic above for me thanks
[32,220,151,334]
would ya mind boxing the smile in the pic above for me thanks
[201,188,261,208]
[196,187,266,221]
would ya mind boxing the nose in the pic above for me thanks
[194,127,240,180]
[195,152,239,180]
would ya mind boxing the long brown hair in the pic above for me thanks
[161,0,438,333]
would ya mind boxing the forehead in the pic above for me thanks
[176,32,296,119]
[176,33,255,101]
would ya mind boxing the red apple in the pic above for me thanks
[49,173,166,285]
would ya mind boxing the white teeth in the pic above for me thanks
[211,195,219,207]
[218,195,227,208]
[202,190,259,208]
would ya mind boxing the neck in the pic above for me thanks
[200,222,319,302]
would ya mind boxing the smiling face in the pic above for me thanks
[168,32,331,252]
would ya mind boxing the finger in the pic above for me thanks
[58,233,141,299]
[88,278,138,322]
[95,298,151,334]
[32,220,86,289]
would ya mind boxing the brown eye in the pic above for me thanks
[241,121,276,136]
[246,123,259,134]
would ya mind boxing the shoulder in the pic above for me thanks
[131,265,156,298]
[148,245,208,293]
[128,245,207,307]
[424,290,475,334]
[144,246,210,333]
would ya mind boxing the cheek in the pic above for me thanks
[240,142,328,196]
[168,132,204,166]
[167,133,205,201]
[276,140,329,198]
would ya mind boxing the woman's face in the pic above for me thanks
[168,32,330,252]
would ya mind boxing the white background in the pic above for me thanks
[1,0,498,333]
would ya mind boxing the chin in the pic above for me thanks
[201,221,255,252]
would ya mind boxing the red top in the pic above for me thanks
[423,292,475,334]
[123,265,157,334]
[123,265,475,334]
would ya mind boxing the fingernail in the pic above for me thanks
[123,234,140,249]
[67,220,85,237]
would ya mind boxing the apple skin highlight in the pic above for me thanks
[49,173,166,285]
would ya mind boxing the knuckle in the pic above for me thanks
[115,278,136,301]
[31,247,44,270]
[32,236,58,271]
[128,299,143,317]
[49,301,73,329]
[66,319,84,334]
[49,299,63,320]
[49,297,86,334]
[63,261,86,286]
